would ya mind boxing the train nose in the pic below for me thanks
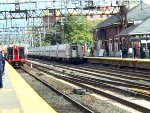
[21,58,26,63]
[8,59,13,63]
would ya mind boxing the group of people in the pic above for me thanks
[0,50,5,88]
[122,45,147,59]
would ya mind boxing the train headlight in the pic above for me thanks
[8,59,13,63]
[21,58,25,62]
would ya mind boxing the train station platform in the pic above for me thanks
[0,62,57,113]
[84,57,150,69]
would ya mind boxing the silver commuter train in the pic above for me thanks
[27,43,83,63]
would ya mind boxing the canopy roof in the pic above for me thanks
[119,17,150,36]
[96,3,150,29]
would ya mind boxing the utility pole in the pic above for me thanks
[119,5,127,50]
[0,0,131,47]
[60,0,64,44]
[39,28,42,47]
[60,23,64,44]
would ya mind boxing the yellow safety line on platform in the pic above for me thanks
[129,88,150,95]
[6,62,57,113]
[1,109,20,113]
[86,57,150,63]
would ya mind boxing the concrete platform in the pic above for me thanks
[0,62,57,113]
[85,57,150,69]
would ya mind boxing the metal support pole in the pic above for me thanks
[31,63,32,68]
[43,25,46,41]
[61,24,64,44]
[40,28,41,47]
[32,18,34,47]
[60,0,64,44]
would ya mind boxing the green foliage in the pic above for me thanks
[44,33,61,45]
[34,41,46,47]
[44,16,101,44]
[63,16,99,43]
[43,25,61,45]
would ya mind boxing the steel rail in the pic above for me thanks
[22,66,95,113]
[65,64,150,82]
[52,65,150,89]
[28,62,150,113]
[35,65,150,101]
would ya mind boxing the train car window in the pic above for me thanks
[19,47,25,58]
[8,48,13,59]
[8,48,13,55]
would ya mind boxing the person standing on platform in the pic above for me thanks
[0,51,3,88]
[133,45,137,58]
[2,50,5,75]
[148,46,150,58]
[128,48,133,58]
[105,46,109,57]
[140,46,143,58]
[90,47,94,57]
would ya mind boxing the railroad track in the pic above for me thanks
[54,65,150,89]
[28,58,150,82]
[18,67,95,113]
[81,63,150,81]
[53,63,150,82]
[26,60,150,112]
[27,59,150,95]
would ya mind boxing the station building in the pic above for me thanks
[94,2,150,57]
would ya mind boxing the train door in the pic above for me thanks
[14,46,19,61]
[72,46,78,57]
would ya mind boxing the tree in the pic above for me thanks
[63,16,100,43]
[43,16,101,45]
[44,32,61,45]
[43,24,61,45]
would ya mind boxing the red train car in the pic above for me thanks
[6,45,26,67]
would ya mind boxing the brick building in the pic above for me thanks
[94,2,150,57]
